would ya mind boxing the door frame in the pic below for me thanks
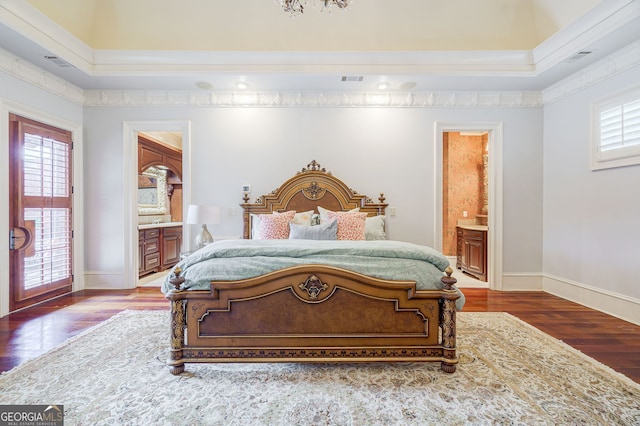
[434,122,503,291]
[123,120,191,289]
[0,98,84,317]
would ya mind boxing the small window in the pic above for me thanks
[591,86,640,170]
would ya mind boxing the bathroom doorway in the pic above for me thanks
[443,131,488,288]
[435,122,503,291]
[136,131,183,287]
[123,120,191,290]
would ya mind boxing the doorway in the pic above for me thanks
[136,131,183,287]
[123,121,191,290]
[443,131,488,287]
[435,122,503,291]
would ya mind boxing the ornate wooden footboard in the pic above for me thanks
[166,265,459,374]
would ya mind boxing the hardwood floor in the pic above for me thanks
[0,287,638,383]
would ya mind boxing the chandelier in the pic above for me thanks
[280,0,351,16]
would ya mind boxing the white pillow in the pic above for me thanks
[365,215,386,240]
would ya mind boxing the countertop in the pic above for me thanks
[457,224,488,231]
[138,221,183,230]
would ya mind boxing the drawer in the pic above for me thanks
[163,226,182,237]
[145,252,160,270]
[144,238,159,254]
[145,228,160,239]
[462,229,485,241]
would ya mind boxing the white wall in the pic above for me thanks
[82,105,543,290]
[542,64,640,324]
[0,72,83,317]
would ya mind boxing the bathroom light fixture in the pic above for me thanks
[186,205,221,250]
[236,82,249,89]
[279,0,350,16]
[377,82,390,90]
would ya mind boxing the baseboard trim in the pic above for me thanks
[543,274,640,326]
[83,272,135,290]
[501,273,543,291]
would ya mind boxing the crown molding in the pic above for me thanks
[0,42,542,108]
[0,1,94,73]
[533,0,640,73]
[83,89,543,108]
[0,46,84,104]
[3,33,638,110]
[542,39,640,105]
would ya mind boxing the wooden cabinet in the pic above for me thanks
[456,226,487,282]
[138,136,182,180]
[139,226,182,277]
[162,226,183,268]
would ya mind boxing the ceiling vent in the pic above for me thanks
[43,55,73,68]
[341,76,364,82]
[565,51,593,63]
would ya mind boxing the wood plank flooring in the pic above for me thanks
[0,287,638,383]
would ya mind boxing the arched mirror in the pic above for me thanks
[138,166,168,215]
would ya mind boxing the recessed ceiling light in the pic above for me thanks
[400,82,417,90]
[236,82,249,89]
[377,82,390,90]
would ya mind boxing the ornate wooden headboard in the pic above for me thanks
[240,160,388,239]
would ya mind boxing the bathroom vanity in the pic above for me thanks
[138,222,182,277]
[456,224,488,282]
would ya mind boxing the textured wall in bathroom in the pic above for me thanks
[442,132,486,256]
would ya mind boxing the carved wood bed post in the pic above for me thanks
[440,266,458,373]
[168,268,186,375]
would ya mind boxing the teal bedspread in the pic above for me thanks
[162,239,465,310]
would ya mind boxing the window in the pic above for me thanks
[591,86,640,170]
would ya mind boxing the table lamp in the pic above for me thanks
[186,204,220,250]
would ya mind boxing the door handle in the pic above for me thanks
[10,220,35,257]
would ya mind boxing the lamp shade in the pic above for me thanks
[186,205,221,225]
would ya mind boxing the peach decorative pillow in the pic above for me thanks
[326,211,368,240]
[257,210,296,239]
[317,206,359,224]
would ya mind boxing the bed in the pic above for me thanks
[164,160,462,374]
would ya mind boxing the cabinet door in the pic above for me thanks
[162,227,182,268]
[139,143,164,172]
[465,239,485,277]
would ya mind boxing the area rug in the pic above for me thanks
[1,311,638,425]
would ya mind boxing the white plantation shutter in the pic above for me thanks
[600,99,640,151]
[591,87,640,170]
[22,132,72,290]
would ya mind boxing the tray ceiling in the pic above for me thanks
[0,0,638,93]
